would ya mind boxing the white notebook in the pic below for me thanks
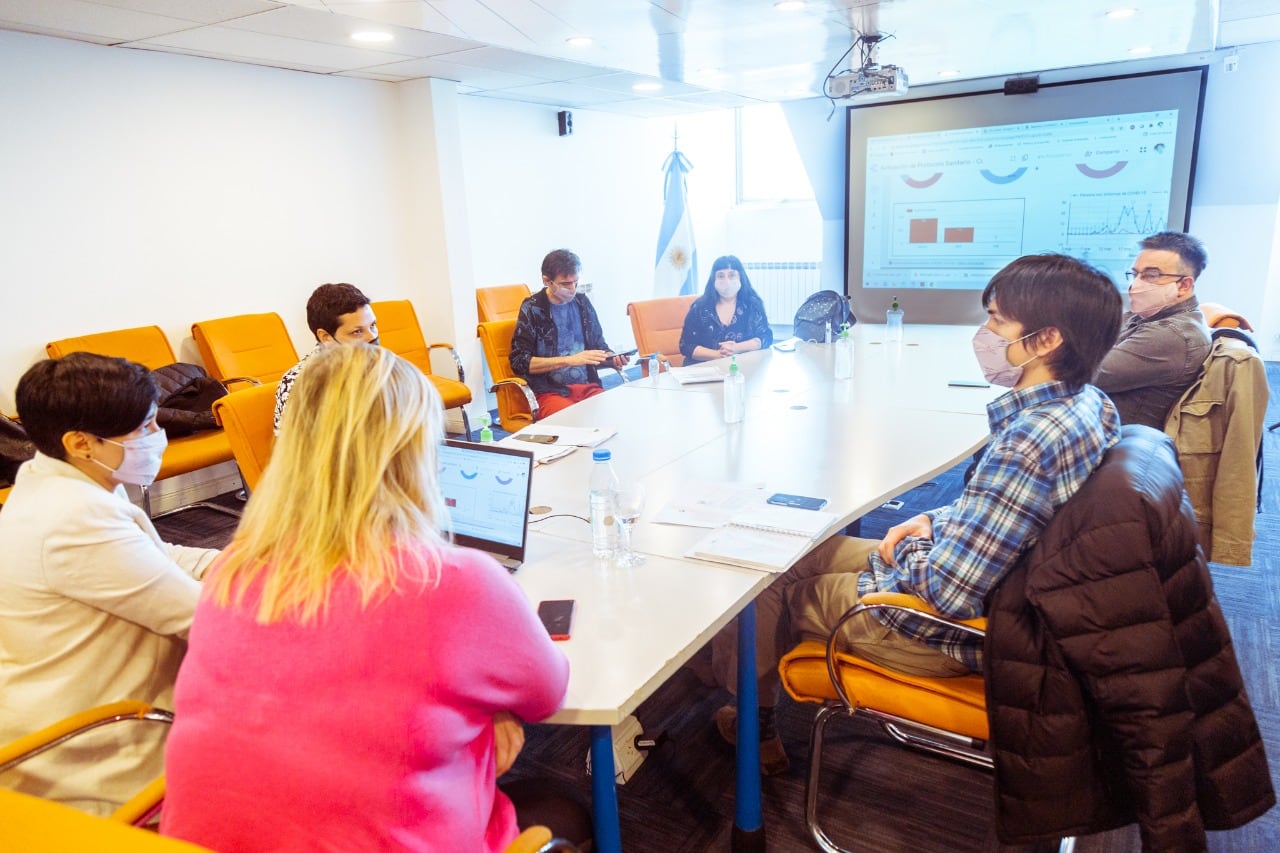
[686,506,839,573]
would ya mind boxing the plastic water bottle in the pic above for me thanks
[477,412,494,443]
[648,352,660,378]
[723,356,746,424]
[834,322,853,379]
[885,297,904,344]
[589,449,620,559]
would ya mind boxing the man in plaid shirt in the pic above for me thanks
[712,254,1123,775]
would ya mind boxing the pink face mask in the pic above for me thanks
[1128,280,1178,318]
[972,326,1040,387]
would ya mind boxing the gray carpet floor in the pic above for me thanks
[155,364,1280,852]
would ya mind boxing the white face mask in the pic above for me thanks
[714,279,741,299]
[1128,279,1178,318]
[91,428,168,486]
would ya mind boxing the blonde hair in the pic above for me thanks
[207,344,449,623]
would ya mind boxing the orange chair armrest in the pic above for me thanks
[857,592,987,631]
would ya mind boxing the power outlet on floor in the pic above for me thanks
[584,714,648,784]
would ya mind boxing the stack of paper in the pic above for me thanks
[669,364,726,385]
[685,504,839,573]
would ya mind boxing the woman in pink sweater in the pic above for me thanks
[160,344,570,852]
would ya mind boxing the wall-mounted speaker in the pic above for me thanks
[557,110,573,136]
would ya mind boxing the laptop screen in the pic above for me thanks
[438,439,534,564]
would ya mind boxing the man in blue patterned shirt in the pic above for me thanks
[713,253,1123,775]
[509,249,628,418]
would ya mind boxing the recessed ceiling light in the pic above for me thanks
[632,82,663,92]
[351,31,393,43]
[1129,45,1152,55]
[565,36,593,47]
[774,0,806,11]
[938,69,961,79]
[1106,7,1138,19]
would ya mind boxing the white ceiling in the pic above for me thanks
[2,0,1279,116]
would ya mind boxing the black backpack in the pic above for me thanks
[793,291,855,342]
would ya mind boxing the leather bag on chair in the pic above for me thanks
[152,364,229,438]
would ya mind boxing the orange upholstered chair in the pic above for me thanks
[476,284,532,323]
[779,592,990,852]
[626,295,696,376]
[370,300,473,440]
[191,313,299,386]
[0,699,174,829]
[46,327,239,519]
[211,381,278,494]
[476,319,539,433]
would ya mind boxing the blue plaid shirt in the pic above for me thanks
[857,381,1121,670]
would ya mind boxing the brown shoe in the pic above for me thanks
[713,705,790,776]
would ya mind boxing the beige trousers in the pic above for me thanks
[710,535,970,706]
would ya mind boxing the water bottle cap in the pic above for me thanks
[891,297,900,310]
[593,449,611,461]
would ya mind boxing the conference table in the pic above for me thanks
[509,324,999,852]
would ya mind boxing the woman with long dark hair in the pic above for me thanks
[678,255,773,362]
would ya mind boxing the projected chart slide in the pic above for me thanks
[862,109,1179,291]
[1060,192,1171,271]
[891,199,1026,260]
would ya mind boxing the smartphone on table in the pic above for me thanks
[537,599,575,641]
[766,493,829,511]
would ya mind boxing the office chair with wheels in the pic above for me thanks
[212,381,278,493]
[371,299,473,440]
[627,294,696,376]
[0,700,174,828]
[477,283,533,323]
[46,327,240,520]
[191,312,299,386]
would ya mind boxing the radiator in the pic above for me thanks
[743,262,821,325]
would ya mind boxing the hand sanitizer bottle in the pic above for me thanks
[834,322,854,379]
[477,413,494,443]
[723,356,746,424]
[885,297,904,344]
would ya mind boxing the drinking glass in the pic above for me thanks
[614,482,647,566]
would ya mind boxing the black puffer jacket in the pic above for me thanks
[984,425,1273,851]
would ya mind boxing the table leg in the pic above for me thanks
[733,601,765,850]
[590,724,622,853]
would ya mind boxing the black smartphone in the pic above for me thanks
[537,599,575,641]
[515,434,558,444]
[766,493,828,511]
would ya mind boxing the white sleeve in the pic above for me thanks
[42,498,204,639]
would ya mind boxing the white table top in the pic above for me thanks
[511,324,997,726]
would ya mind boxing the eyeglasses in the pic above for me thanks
[1124,268,1185,283]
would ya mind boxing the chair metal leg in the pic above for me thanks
[141,483,242,521]
[804,703,852,853]
[460,408,473,442]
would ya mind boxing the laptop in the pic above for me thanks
[438,439,535,572]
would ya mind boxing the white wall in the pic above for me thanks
[456,99,743,349]
[0,30,451,412]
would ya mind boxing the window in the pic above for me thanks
[736,104,816,203]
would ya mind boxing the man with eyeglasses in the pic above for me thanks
[1094,231,1211,428]
[509,249,627,418]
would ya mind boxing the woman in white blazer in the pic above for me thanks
[0,353,219,816]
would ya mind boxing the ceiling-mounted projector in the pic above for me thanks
[828,64,908,98]
[826,31,908,99]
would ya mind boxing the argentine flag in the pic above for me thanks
[654,148,697,297]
